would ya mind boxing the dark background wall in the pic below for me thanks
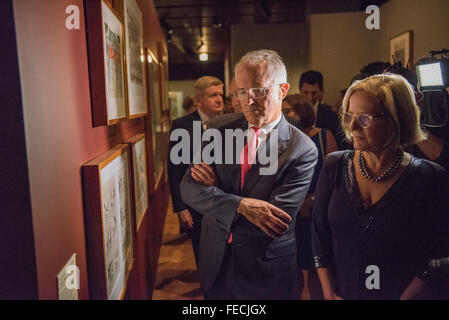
[0,0,38,299]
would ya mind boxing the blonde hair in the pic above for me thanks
[341,73,427,147]
[194,76,223,99]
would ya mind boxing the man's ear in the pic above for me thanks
[320,88,325,99]
[194,95,202,108]
[279,83,290,99]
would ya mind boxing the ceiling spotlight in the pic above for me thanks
[199,53,208,61]
[212,16,223,29]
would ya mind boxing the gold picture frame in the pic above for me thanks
[389,30,414,69]
[85,0,128,126]
[82,144,134,299]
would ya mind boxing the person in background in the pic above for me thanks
[167,76,224,268]
[299,70,347,149]
[284,94,338,299]
[282,94,301,126]
[406,118,449,173]
[229,77,242,113]
[332,89,347,114]
[282,94,299,125]
[182,96,197,115]
[223,96,235,113]
[312,74,449,300]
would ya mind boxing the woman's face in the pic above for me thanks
[282,101,299,122]
[346,91,390,152]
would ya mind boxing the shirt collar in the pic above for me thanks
[197,109,210,125]
[248,112,282,137]
[312,101,319,116]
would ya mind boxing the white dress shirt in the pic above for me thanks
[197,109,210,130]
[247,112,282,151]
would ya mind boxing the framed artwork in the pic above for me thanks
[124,0,147,118]
[168,91,183,120]
[82,144,134,299]
[389,30,414,69]
[144,48,164,193]
[157,41,170,112]
[85,0,127,126]
[160,114,170,183]
[126,134,149,231]
[159,64,169,111]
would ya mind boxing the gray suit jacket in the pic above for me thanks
[180,113,318,299]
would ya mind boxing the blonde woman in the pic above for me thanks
[312,74,449,299]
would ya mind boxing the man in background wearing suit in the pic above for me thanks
[180,50,318,299]
[167,76,224,267]
[299,70,347,149]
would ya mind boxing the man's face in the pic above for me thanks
[197,85,224,118]
[300,83,322,106]
[235,64,289,127]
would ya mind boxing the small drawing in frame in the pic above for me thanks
[126,133,149,231]
[389,30,414,69]
[82,144,134,299]
[85,0,128,126]
[124,0,147,119]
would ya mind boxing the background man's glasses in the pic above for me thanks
[342,112,385,128]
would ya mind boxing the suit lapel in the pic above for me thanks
[190,110,203,163]
[190,110,202,131]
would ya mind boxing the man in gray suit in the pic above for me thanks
[180,49,318,299]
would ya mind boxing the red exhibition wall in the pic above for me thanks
[11,0,169,299]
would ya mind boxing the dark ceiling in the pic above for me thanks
[155,0,389,64]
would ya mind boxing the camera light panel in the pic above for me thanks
[417,62,444,87]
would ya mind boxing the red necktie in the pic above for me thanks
[228,127,259,244]
[240,127,260,189]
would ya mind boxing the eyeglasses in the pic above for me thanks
[234,85,280,101]
[342,112,385,128]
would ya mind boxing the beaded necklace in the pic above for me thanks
[358,148,404,182]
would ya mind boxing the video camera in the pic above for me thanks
[416,49,449,128]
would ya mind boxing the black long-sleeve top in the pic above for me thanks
[312,150,449,299]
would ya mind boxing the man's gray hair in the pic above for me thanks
[234,49,287,85]
[194,76,223,99]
